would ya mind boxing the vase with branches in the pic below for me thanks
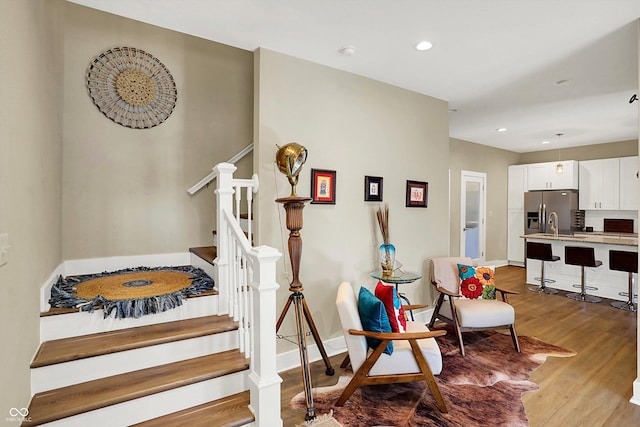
[377,204,395,276]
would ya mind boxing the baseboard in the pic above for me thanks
[40,252,191,313]
[631,377,640,406]
[486,259,508,267]
[276,308,435,373]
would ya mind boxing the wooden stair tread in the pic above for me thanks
[31,315,238,368]
[132,391,253,427]
[189,246,217,264]
[26,350,249,426]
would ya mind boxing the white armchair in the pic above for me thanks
[334,281,447,412]
[428,256,520,356]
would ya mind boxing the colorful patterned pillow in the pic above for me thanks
[457,264,496,300]
[357,286,393,355]
[374,281,407,333]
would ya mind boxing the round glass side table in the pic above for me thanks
[371,270,422,320]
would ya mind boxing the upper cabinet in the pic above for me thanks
[619,156,639,211]
[527,160,579,191]
[508,165,528,210]
[579,158,619,210]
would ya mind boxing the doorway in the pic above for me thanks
[460,170,486,263]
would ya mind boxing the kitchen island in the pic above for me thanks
[522,232,637,301]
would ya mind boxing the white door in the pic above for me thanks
[460,171,486,262]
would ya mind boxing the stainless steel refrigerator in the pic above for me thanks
[524,190,583,235]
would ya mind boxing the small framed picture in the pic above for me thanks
[364,176,383,202]
[311,169,336,204]
[406,180,428,208]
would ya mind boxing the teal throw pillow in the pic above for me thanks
[357,286,393,355]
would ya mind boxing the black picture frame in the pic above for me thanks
[406,180,428,208]
[311,169,336,204]
[364,176,383,202]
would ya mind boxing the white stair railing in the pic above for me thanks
[213,162,283,427]
[188,144,254,195]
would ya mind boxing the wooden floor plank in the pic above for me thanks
[132,391,253,427]
[26,350,249,426]
[280,265,640,427]
[31,315,238,368]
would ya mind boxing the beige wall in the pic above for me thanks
[0,0,64,415]
[254,49,451,351]
[449,138,520,261]
[62,3,254,259]
[518,139,638,164]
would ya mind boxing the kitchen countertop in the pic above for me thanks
[522,232,638,247]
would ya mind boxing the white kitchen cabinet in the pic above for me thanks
[507,210,525,265]
[508,165,528,210]
[579,158,619,210]
[619,156,639,211]
[527,160,579,191]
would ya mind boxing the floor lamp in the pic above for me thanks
[275,143,334,422]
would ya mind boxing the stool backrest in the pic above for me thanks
[527,241,554,261]
[565,246,597,267]
[609,250,638,274]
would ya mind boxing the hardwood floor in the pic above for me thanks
[280,265,640,427]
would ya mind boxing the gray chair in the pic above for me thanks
[565,246,602,303]
[609,250,638,312]
[526,241,560,294]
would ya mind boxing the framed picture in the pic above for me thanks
[311,169,336,204]
[364,176,383,202]
[406,180,428,208]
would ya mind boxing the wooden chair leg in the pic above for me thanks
[335,340,388,407]
[428,293,445,328]
[510,324,520,353]
[408,339,448,413]
[448,298,465,356]
[340,354,351,369]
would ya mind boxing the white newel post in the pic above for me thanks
[213,162,237,316]
[248,245,283,427]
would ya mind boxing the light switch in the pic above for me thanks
[0,233,9,266]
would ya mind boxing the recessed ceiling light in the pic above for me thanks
[415,41,433,51]
[496,127,507,132]
[541,140,550,144]
[338,45,356,56]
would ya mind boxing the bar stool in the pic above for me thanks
[609,250,638,312]
[565,246,602,303]
[526,241,559,294]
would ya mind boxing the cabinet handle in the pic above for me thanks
[599,202,602,208]
[594,202,597,208]
[636,171,638,179]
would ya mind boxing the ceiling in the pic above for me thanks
[69,0,640,153]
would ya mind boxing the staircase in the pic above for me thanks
[25,163,283,426]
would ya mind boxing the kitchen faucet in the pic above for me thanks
[549,211,559,238]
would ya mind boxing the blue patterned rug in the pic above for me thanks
[49,266,214,319]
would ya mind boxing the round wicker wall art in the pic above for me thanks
[86,47,177,129]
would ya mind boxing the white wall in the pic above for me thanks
[254,48,451,352]
[0,0,64,416]
[61,3,254,260]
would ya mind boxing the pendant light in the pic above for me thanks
[555,133,564,175]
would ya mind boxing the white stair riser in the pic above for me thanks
[31,331,239,394]
[189,252,217,279]
[38,370,249,427]
[40,295,219,341]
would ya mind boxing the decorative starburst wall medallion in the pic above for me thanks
[86,47,177,129]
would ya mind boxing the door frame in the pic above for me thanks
[460,170,487,262]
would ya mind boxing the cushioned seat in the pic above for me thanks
[438,298,515,329]
[428,256,520,356]
[335,281,447,412]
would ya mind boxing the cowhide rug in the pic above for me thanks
[291,327,575,426]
